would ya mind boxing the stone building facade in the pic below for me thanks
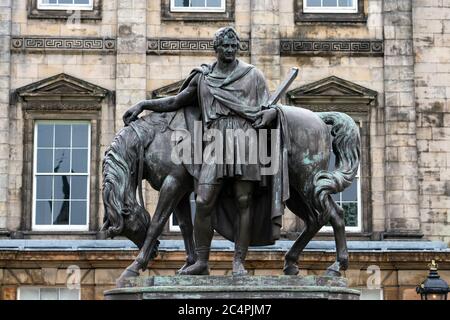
[0,0,449,300]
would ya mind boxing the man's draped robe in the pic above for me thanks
[168,60,290,246]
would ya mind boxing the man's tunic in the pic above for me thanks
[171,59,287,246]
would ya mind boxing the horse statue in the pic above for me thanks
[101,105,360,282]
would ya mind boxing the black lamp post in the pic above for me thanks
[416,260,449,300]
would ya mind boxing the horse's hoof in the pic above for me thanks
[116,268,139,287]
[324,261,343,277]
[232,270,248,276]
[283,264,299,276]
[178,262,209,275]
[176,261,195,275]
[324,269,342,277]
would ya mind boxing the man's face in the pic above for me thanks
[216,36,238,63]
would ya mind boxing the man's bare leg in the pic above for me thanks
[179,184,222,275]
[232,181,254,275]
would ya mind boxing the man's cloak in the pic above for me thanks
[169,60,290,246]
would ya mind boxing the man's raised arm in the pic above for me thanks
[123,74,199,126]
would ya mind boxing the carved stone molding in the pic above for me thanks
[287,76,378,112]
[280,39,383,56]
[149,80,185,99]
[11,37,116,53]
[14,73,112,110]
[147,38,250,56]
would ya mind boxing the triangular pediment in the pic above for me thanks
[287,76,378,112]
[288,76,377,98]
[149,79,185,99]
[15,73,110,102]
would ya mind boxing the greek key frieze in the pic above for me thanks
[11,37,116,52]
[147,38,250,55]
[280,39,384,56]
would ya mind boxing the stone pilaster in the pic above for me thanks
[250,0,280,92]
[0,1,11,231]
[383,0,422,238]
[116,1,147,130]
[116,2,159,217]
[413,1,450,244]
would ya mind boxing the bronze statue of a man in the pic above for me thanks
[123,27,278,275]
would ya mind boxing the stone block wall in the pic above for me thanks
[0,1,11,232]
[413,1,450,243]
[383,0,421,237]
[0,0,448,245]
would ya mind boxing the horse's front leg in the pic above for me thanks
[116,175,187,286]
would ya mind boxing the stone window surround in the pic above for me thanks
[295,0,367,23]
[14,74,113,236]
[23,111,101,234]
[28,0,102,20]
[161,0,234,22]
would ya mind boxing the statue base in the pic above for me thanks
[104,275,360,300]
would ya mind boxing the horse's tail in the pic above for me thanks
[312,112,361,221]
[101,125,151,249]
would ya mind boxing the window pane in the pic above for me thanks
[307,0,321,6]
[339,0,353,6]
[41,0,58,4]
[54,149,71,173]
[40,288,58,300]
[71,176,87,199]
[54,125,71,148]
[323,0,337,6]
[54,175,70,200]
[35,201,52,225]
[192,0,205,7]
[19,288,40,300]
[343,202,358,227]
[206,0,221,7]
[72,124,89,148]
[71,149,88,173]
[37,124,53,148]
[342,178,358,201]
[70,201,87,225]
[59,0,74,4]
[37,149,53,173]
[36,176,53,199]
[59,288,80,300]
[174,0,189,6]
[75,0,90,4]
[53,200,70,225]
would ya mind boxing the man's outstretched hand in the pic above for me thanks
[123,102,143,126]
[253,108,277,129]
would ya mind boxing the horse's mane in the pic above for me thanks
[101,115,163,247]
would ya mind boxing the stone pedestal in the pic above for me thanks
[104,275,360,300]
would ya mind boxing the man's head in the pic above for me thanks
[213,27,240,63]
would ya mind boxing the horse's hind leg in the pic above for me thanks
[324,200,349,277]
[284,190,321,275]
[174,193,196,274]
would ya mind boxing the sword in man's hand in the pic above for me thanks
[253,67,299,128]
[266,67,299,107]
